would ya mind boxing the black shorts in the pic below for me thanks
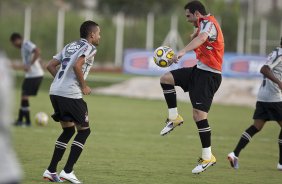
[171,66,222,112]
[253,101,282,121]
[50,95,89,127]
[22,76,43,96]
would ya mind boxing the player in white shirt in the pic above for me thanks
[10,33,44,126]
[228,36,282,171]
[43,21,101,183]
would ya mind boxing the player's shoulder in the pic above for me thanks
[23,40,34,47]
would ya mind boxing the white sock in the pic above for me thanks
[202,147,212,160]
[168,108,178,120]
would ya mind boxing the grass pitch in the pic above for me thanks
[12,75,281,184]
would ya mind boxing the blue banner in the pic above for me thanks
[123,49,267,78]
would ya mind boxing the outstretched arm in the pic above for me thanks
[175,32,208,62]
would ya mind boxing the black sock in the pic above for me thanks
[196,119,211,148]
[17,109,24,122]
[160,83,176,108]
[64,129,91,173]
[279,129,282,164]
[48,126,75,173]
[233,125,259,157]
[21,99,30,124]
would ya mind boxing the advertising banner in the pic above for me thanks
[123,49,267,78]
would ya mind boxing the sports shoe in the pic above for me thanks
[277,163,282,171]
[160,115,184,136]
[227,152,239,169]
[43,169,63,182]
[192,155,216,174]
[60,170,82,183]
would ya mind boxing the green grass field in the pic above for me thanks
[12,75,282,184]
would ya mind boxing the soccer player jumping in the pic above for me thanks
[43,21,101,183]
[228,37,282,171]
[160,0,224,174]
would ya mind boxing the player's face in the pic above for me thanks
[185,9,198,24]
[91,26,101,46]
[11,38,22,48]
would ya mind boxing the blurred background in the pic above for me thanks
[1,0,282,64]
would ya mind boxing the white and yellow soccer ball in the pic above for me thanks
[153,46,175,68]
[35,112,49,126]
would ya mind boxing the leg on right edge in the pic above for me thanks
[228,119,265,169]
[277,121,282,171]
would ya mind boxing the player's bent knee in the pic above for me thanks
[77,128,91,139]
[160,72,174,85]
[63,126,76,137]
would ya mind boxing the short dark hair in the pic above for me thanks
[184,1,207,15]
[80,20,99,39]
[10,32,22,42]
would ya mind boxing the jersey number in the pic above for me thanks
[58,58,70,79]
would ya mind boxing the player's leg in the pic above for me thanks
[15,78,29,126]
[160,72,178,119]
[190,69,221,174]
[60,126,90,184]
[43,121,75,182]
[63,125,91,173]
[277,121,282,170]
[228,119,265,169]
[160,68,194,135]
[191,109,216,174]
[19,95,31,126]
[48,122,76,172]
[60,99,90,183]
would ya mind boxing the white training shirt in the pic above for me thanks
[21,41,44,78]
[257,47,282,102]
[50,38,97,99]
[196,15,221,74]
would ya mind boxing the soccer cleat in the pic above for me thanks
[43,169,63,182]
[59,170,81,183]
[227,152,239,169]
[160,115,184,136]
[192,155,216,174]
[277,163,282,171]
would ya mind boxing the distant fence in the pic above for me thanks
[123,49,267,78]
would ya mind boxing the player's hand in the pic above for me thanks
[176,50,186,61]
[82,86,91,95]
[24,65,31,72]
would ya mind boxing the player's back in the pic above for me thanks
[50,38,96,99]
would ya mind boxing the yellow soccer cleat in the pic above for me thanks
[192,155,216,174]
[160,115,184,136]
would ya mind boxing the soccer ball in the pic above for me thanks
[153,46,175,68]
[35,112,49,126]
